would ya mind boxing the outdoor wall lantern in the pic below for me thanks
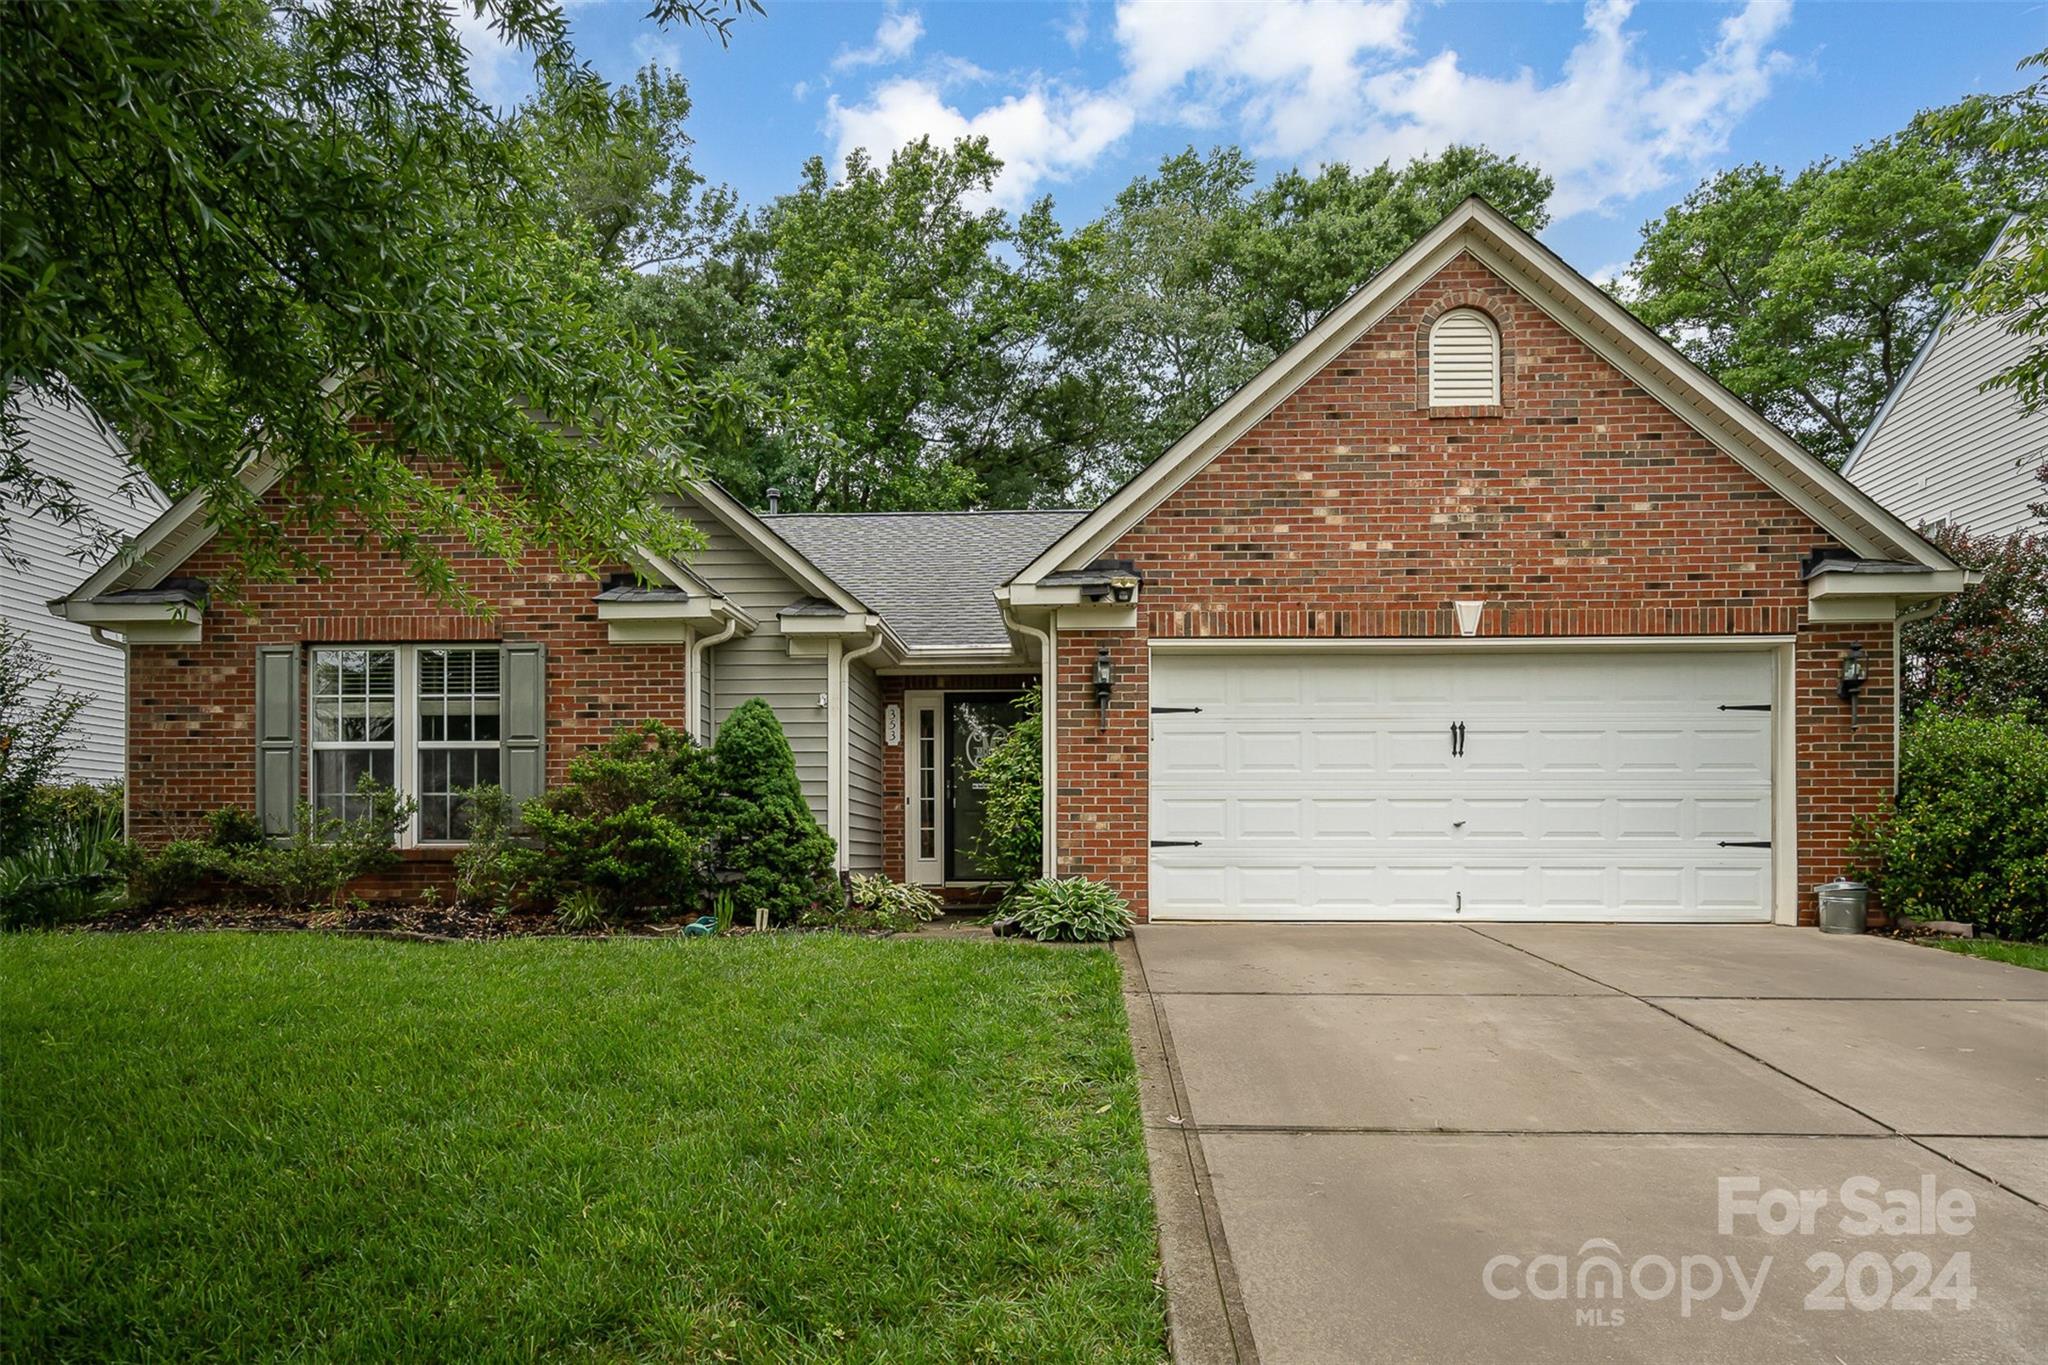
[1107,572,1140,604]
[1093,644,1115,723]
[1839,643,1868,726]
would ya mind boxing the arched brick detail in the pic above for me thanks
[1416,277,1517,411]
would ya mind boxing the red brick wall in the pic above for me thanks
[1052,252,1890,925]
[125,488,689,899]
[877,673,1038,894]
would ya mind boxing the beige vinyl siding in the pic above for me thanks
[845,660,884,871]
[668,492,830,823]
[1429,309,1499,406]
[2,391,167,783]
[1848,284,2046,537]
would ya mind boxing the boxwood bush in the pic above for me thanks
[1853,710,2048,941]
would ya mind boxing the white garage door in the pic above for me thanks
[1149,649,1775,922]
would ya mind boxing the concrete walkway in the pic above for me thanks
[1125,924,2048,1364]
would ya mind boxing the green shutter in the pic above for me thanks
[500,642,546,808]
[254,645,299,837]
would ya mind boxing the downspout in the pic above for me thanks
[688,613,740,743]
[1007,616,1056,878]
[88,626,131,836]
[838,625,888,872]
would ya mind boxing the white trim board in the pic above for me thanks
[1012,197,1955,585]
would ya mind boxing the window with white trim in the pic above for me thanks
[1429,308,1500,406]
[310,648,396,823]
[307,644,502,843]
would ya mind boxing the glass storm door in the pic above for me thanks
[945,694,1021,882]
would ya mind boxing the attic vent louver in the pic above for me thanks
[1430,308,1500,406]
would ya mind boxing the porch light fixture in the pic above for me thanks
[1108,572,1139,604]
[1839,643,1868,727]
[1093,644,1115,723]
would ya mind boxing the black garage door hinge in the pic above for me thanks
[1149,839,1203,848]
[1150,705,1203,714]
[1717,840,1772,848]
[1717,703,1772,712]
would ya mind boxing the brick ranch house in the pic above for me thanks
[54,200,1967,924]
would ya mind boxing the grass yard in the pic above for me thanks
[1,933,1162,1362]
[1932,936,2048,972]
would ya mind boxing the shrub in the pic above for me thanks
[26,782,123,839]
[1853,710,2048,941]
[1001,877,1134,943]
[208,781,415,910]
[711,698,837,926]
[555,888,608,933]
[970,688,1042,887]
[0,625,87,858]
[805,873,942,933]
[1901,525,2048,718]
[0,809,123,930]
[521,720,712,919]
[450,783,535,911]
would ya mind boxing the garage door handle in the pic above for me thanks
[1449,721,1466,756]
[1717,840,1772,848]
[1718,703,1772,712]
[1150,839,1203,848]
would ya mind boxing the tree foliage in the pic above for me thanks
[1624,135,2006,466]
[0,624,86,860]
[1901,524,2048,720]
[969,688,1043,886]
[0,0,753,595]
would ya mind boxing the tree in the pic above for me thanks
[1900,524,2048,720]
[1625,136,2005,466]
[710,698,836,924]
[0,0,756,598]
[1073,145,1553,491]
[0,624,86,859]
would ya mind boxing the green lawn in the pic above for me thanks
[1933,937,2048,972]
[1,933,1162,1362]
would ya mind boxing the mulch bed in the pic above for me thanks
[88,902,639,942]
[82,904,1000,942]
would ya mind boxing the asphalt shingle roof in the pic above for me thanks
[763,509,1086,651]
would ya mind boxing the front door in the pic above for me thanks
[903,690,1025,884]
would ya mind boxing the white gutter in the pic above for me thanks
[836,626,889,872]
[687,613,741,743]
[1006,615,1057,878]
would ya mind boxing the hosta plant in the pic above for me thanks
[1002,877,1134,943]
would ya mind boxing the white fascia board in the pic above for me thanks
[60,453,286,604]
[684,479,867,614]
[1011,197,1957,585]
[594,598,720,623]
[1806,569,1973,599]
[54,599,204,643]
[777,611,873,637]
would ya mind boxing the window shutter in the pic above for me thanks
[254,646,299,837]
[500,642,546,809]
[1430,309,1500,406]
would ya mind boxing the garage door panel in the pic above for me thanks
[1150,649,1776,922]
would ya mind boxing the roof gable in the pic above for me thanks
[1011,197,1956,585]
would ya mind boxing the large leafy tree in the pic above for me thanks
[1,0,754,599]
[669,138,1099,512]
[1624,134,2007,466]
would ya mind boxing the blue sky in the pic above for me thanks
[461,1,2044,277]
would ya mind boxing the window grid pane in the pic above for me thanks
[310,649,398,826]
[416,647,502,842]
[917,710,937,861]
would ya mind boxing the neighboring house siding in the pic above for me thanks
[845,660,883,871]
[1,390,166,784]
[670,493,830,823]
[1847,305,2045,536]
[122,479,688,900]
[1051,253,1880,925]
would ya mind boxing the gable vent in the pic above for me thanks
[1429,308,1500,406]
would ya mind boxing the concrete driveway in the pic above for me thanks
[1124,924,2048,1364]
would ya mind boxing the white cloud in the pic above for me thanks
[833,3,926,71]
[821,0,1794,221]
[1060,1,1092,51]
[826,78,1136,208]
[446,2,534,110]
[1345,0,1795,214]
